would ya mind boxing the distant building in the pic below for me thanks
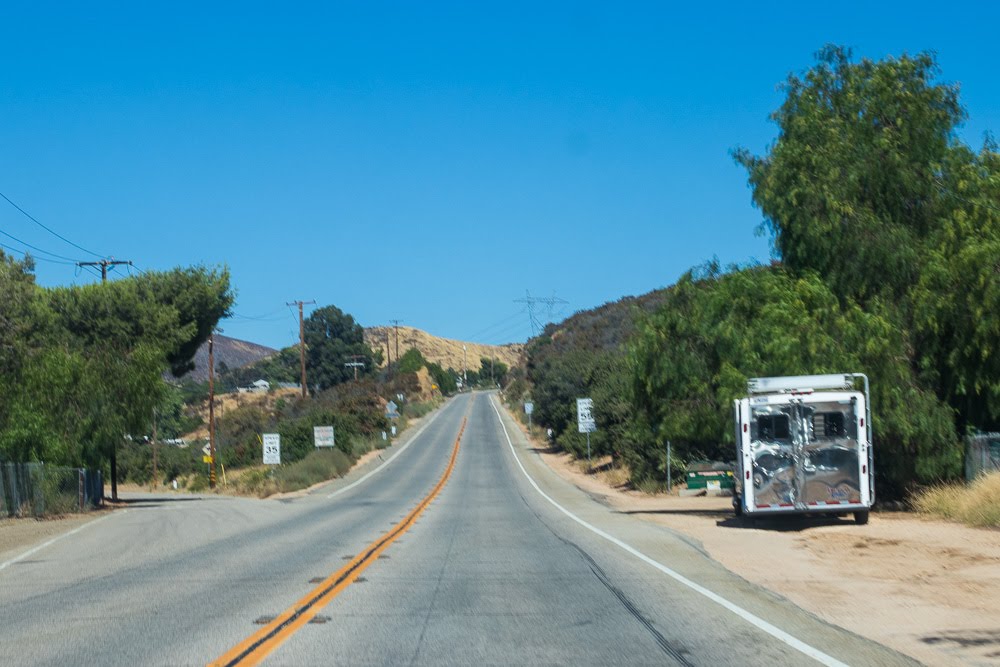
[237,379,271,394]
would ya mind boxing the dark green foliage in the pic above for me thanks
[478,357,508,387]
[304,305,377,391]
[733,46,963,304]
[213,377,389,469]
[218,346,299,390]
[397,348,427,374]
[525,47,995,500]
[0,258,233,477]
[631,265,959,497]
[426,362,458,395]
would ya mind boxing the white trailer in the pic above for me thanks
[732,374,874,524]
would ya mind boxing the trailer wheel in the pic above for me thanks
[854,510,869,525]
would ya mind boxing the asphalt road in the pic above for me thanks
[0,392,916,666]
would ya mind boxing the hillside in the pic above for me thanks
[540,289,670,354]
[365,325,523,372]
[174,334,278,383]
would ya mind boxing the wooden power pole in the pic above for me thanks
[287,300,315,398]
[77,258,133,502]
[208,334,217,489]
[390,319,403,363]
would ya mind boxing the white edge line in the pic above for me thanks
[0,511,119,573]
[326,397,455,499]
[488,395,850,667]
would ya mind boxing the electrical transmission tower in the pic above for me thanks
[514,290,569,336]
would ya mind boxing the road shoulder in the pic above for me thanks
[497,399,1000,667]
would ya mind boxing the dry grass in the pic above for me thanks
[364,325,523,370]
[914,472,1000,528]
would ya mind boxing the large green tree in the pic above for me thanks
[735,45,1000,434]
[304,305,377,391]
[734,46,964,304]
[0,263,233,499]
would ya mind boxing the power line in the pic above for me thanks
[514,290,569,336]
[464,309,527,341]
[0,189,103,258]
[0,241,77,265]
[0,224,82,263]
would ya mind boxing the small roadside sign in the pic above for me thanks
[262,433,281,465]
[577,398,596,433]
[524,402,534,415]
[202,455,213,464]
[314,425,335,448]
[386,400,400,419]
[202,443,211,456]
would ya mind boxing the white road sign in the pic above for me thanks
[577,398,596,433]
[262,433,281,465]
[314,425,335,448]
[524,402,534,415]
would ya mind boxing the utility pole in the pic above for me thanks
[344,356,365,381]
[287,300,316,398]
[77,258,133,282]
[77,257,133,503]
[384,329,392,368]
[390,319,403,363]
[463,345,468,391]
[208,334,217,489]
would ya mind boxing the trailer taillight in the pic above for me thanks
[860,417,864,427]
[746,471,750,480]
[862,465,867,475]
[743,423,747,433]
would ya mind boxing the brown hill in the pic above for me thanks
[172,334,278,383]
[365,325,523,372]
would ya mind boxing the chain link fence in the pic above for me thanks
[965,433,1000,482]
[0,462,103,518]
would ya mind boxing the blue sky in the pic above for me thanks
[2,2,997,349]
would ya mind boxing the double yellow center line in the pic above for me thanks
[209,416,468,667]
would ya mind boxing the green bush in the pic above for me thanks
[273,449,353,492]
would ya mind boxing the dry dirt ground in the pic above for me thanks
[531,439,1000,666]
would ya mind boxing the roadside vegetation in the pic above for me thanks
[0,262,233,508]
[513,46,1000,503]
[914,473,1000,527]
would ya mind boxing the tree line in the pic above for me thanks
[0,260,233,493]
[518,47,1000,499]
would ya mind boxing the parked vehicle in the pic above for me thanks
[732,374,873,524]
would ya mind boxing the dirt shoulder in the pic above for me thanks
[0,512,109,564]
[525,431,1000,666]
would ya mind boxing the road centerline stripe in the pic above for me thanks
[208,416,467,667]
[489,395,850,667]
